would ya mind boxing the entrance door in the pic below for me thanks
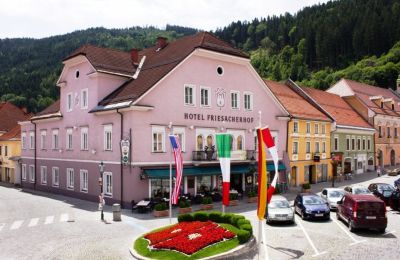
[309,165,314,184]
[321,164,328,182]
[290,167,297,187]
[231,174,243,193]
[391,150,396,166]
[187,176,196,195]
[344,159,352,173]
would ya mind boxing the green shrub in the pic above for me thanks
[193,212,209,221]
[201,196,213,205]
[302,183,311,189]
[177,213,194,222]
[240,224,253,235]
[229,193,238,200]
[208,212,223,222]
[237,219,251,227]
[274,186,281,194]
[179,199,191,208]
[230,215,245,227]
[236,229,251,244]
[154,203,167,211]
[247,190,257,198]
[221,213,234,224]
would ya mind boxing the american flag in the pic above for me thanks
[169,135,183,204]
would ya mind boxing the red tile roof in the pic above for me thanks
[302,87,372,128]
[0,102,31,132]
[264,80,330,121]
[0,125,21,141]
[34,99,60,117]
[342,79,400,116]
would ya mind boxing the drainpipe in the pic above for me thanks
[30,119,37,190]
[117,109,124,208]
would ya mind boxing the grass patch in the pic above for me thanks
[133,223,241,260]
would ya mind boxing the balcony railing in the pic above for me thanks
[192,150,257,161]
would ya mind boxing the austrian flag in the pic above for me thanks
[261,127,279,204]
[216,134,232,206]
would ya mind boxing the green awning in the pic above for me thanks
[143,162,285,179]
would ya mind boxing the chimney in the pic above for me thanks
[130,48,139,64]
[156,36,168,50]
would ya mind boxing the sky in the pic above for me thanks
[0,0,330,39]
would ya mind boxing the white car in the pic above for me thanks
[266,195,295,224]
[321,188,345,210]
[344,185,373,195]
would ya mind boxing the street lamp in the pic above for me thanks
[99,161,105,221]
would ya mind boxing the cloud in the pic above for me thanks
[0,0,329,38]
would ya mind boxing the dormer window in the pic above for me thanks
[380,101,383,109]
[392,103,395,111]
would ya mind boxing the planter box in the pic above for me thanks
[229,200,239,206]
[153,210,169,218]
[178,207,192,214]
[302,188,311,193]
[247,197,258,203]
[200,204,214,210]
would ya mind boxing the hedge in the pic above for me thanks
[177,211,252,244]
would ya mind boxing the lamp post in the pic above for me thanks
[99,161,105,221]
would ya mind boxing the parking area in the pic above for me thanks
[266,207,400,259]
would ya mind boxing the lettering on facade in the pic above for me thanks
[184,113,254,123]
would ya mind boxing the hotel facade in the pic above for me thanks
[19,33,289,207]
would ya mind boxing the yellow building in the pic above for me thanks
[265,79,333,186]
[0,125,22,184]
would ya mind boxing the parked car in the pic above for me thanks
[321,188,345,210]
[344,185,373,195]
[266,195,294,224]
[294,193,330,220]
[368,183,395,204]
[389,189,400,211]
[394,178,400,189]
[336,194,387,233]
[387,168,400,176]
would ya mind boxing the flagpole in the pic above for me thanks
[257,111,262,259]
[168,122,173,224]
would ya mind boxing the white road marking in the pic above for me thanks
[0,223,5,232]
[332,219,366,245]
[28,218,39,227]
[265,227,301,230]
[44,216,54,225]
[295,219,327,257]
[383,230,396,236]
[60,214,68,222]
[10,220,23,230]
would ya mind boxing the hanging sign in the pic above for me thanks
[121,139,130,166]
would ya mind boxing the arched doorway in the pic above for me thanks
[377,149,383,168]
[290,166,297,187]
[391,150,396,166]
[344,158,352,174]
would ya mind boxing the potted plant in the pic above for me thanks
[200,196,214,210]
[229,192,239,206]
[247,190,258,203]
[178,199,192,214]
[302,183,311,193]
[153,202,168,217]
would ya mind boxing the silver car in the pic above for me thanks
[266,195,295,224]
[321,188,345,210]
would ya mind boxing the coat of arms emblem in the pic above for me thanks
[215,88,226,109]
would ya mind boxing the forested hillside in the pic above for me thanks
[216,0,400,86]
[0,25,197,112]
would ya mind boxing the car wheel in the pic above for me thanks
[348,220,356,233]
[378,227,386,234]
[301,211,306,220]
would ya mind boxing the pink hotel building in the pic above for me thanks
[20,32,289,207]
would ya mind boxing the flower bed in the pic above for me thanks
[144,221,235,255]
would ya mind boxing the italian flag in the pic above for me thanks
[216,134,232,206]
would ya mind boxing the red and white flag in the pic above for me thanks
[169,135,183,205]
[261,127,279,204]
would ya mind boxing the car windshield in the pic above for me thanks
[303,196,325,205]
[378,185,394,192]
[328,190,344,198]
[269,200,290,208]
[353,187,371,195]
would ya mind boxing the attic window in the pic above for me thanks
[380,101,383,109]
[217,66,224,75]
[392,103,395,110]
[75,70,80,78]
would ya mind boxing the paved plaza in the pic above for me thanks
[0,171,400,259]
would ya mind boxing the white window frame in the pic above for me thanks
[104,124,112,151]
[173,127,186,152]
[81,88,88,109]
[200,86,211,108]
[81,127,89,151]
[315,142,320,153]
[52,167,59,187]
[80,169,88,193]
[66,128,73,150]
[292,141,298,154]
[67,92,73,112]
[346,136,350,151]
[306,122,311,134]
[293,121,299,133]
[40,166,47,185]
[29,165,35,183]
[231,91,240,110]
[152,126,165,152]
[306,141,311,153]
[334,136,339,151]
[362,137,366,150]
[322,141,326,153]
[22,164,27,180]
[322,123,326,134]
[103,172,113,197]
[66,168,74,190]
[314,123,319,134]
[22,132,27,149]
[184,84,196,106]
[40,130,46,150]
[243,92,253,111]
[367,138,371,150]
[29,131,35,149]
[52,129,59,150]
